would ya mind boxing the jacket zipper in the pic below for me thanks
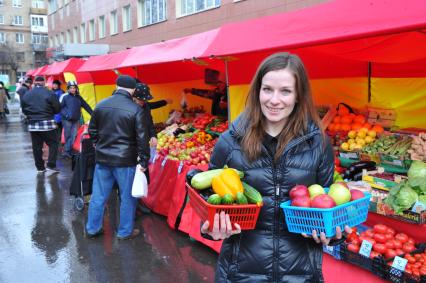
[272,130,319,282]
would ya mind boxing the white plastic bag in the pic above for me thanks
[131,165,148,198]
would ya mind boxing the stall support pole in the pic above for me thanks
[368,61,372,102]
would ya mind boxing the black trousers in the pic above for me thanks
[30,130,59,170]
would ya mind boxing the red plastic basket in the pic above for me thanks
[187,184,261,231]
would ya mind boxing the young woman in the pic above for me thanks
[201,53,350,282]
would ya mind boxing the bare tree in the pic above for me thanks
[0,42,19,83]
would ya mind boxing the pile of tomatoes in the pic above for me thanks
[346,224,417,260]
[388,250,426,277]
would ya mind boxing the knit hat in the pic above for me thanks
[116,75,136,89]
[34,76,45,82]
[53,80,61,86]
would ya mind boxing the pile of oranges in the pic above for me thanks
[327,113,384,134]
[340,129,378,151]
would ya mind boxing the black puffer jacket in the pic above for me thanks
[88,89,150,168]
[21,85,60,121]
[210,116,334,283]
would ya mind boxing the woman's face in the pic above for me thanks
[259,68,297,127]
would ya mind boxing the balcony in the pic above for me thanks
[30,7,48,15]
[31,43,48,52]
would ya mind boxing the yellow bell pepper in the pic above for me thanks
[211,168,244,199]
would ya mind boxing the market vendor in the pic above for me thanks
[183,81,228,117]
[201,52,351,282]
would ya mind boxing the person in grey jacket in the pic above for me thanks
[201,53,351,282]
[60,81,93,159]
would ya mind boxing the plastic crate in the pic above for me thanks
[280,191,371,237]
[187,184,261,231]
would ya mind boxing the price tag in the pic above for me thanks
[392,256,408,271]
[359,240,373,257]
[177,161,184,174]
[411,201,426,213]
[161,158,168,168]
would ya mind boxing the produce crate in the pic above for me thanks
[362,171,406,191]
[340,243,387,280]
[367,107,396,129]
[360,152,381,164]
[323,244,341,260]
[339,149,360,160]
[280,191,371,237]
[319,105,337,129]
[380,154,413,170]
[187,184,261,231]
[369,201,426,225]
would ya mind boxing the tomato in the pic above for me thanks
[351,239,361,246]
[420,266,426,276]
[393,239,402,249]
[370,251,380,259]
[385,234,393,241]
[395,233,409,242]
[415,254,422,260]
[406,256,416,264]
[414,262,422,269]
[385,241,395,249]
[403,243,416,253]
[385,249,397,259]
[395,249,404,256]
[373,243,387,254]
[347,244,360,253]
[412,269,420,277]
[359,236,376,246]
[365,230,375,238]
[374,224,388,234]
[374,234,387,244]
[386,228,396,235]
[408,238,415,245]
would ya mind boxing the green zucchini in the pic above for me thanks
[242,182,263,206]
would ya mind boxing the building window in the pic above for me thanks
[0,32,6,43]
[98,15,106,39]
[17,71,26,79]
[15,33,24,43]
[73,26,78,43]
[60,32,64,44]
[32,0,45,8]
[0,15,4,24]
[16,52,25,62]
[66,29,71,43]
[13,15,23,25]
[31,33,48,44]
[178,0,220,17]
[54,34,59,46]
[122,5,132,32]
[48,0,57,14]
[31,16,44,27]
[138,0,166,27]
[110,10,118,35]
[89,19,95,41]
[13,0,22,8]
[80,23,86,43]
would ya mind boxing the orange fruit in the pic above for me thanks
[372,124,384,134]
[352,123,363,131]
[328,123,335,131]
[362,122,372,129]
[341,115,353,124]
[354,115,366,124]
[338,106,350,116]
[333,116,341,123]
[341,124,351,131]
[334,123,342,131]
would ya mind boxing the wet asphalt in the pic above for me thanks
[0,103,217,283]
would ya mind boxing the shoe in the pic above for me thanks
[37,169,46,174]
[46,167,60,174]
[86,229,104,239]
[117,229,140,240]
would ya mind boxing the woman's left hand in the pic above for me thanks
[302,225,352,245]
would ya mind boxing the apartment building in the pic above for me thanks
[47,0,326,59]
[0,0,48,84]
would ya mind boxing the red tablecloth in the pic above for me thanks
[146,157,425,281]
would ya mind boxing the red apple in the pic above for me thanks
[289,185,309,200]
[292,196,311,207]
[190,152,197,158]
[311,194,336,208]
[350,189,365,201]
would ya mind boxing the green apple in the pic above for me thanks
[328,183,351,205]
[308,184,325,199]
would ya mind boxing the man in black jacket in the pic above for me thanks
[21,76,61,173]
[86,75,150,240]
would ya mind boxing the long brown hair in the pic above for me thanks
[240,52,323,162]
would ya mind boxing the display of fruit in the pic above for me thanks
[362,134,412,159]
[408,132,426,161]
[192,113,217,129]
[340,128,378,151]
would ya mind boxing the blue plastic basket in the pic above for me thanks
[280,191,371,237]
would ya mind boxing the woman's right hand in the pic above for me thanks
[201,211,241,240]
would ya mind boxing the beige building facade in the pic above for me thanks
[0,0,48,84]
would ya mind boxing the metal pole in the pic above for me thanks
[224,59,231,123]
[368,62,372,103]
